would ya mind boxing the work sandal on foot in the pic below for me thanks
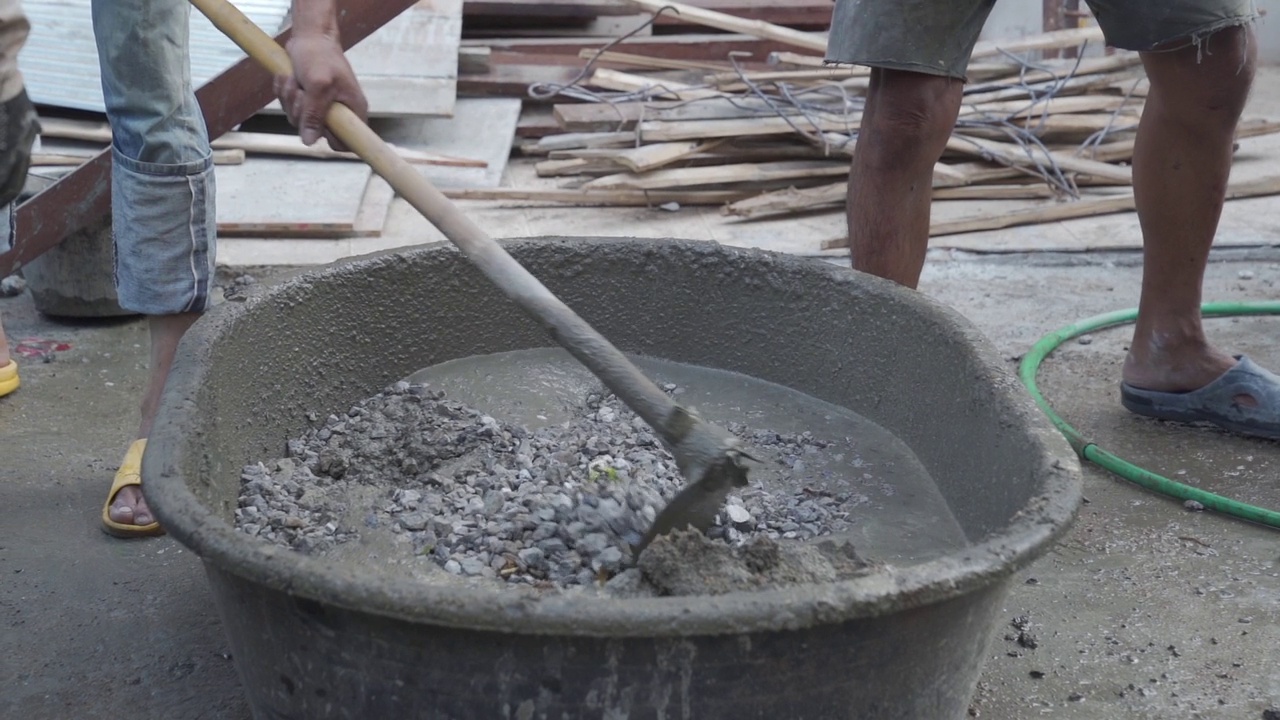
[1121,355,1280,441]
[101,439,165,538]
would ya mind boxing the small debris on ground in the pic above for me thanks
[1011,615,1039,650]
[221,273,258,300]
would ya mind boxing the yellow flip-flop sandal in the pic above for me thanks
[0,359,18,398]
[101,438,165,538]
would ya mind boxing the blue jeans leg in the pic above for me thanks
[93,0,217,316]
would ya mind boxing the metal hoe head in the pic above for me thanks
[632,406,756,556]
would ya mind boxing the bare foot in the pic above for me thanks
[108,485,155,527]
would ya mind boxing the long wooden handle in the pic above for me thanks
[189,0,692,446]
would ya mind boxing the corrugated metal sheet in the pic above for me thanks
[18,0,291,113]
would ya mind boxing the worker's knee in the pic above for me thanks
[858,70,962,167]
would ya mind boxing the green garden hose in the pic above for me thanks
[1019,301,1280,529]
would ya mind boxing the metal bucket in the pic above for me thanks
[145,237,1082,720]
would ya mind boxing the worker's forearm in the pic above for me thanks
[291,0,340,38]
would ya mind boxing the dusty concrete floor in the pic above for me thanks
[2,247,1278,719]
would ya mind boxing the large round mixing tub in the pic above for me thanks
[145,237,1081,720]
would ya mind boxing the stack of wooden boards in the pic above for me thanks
[452,0,1280,244]
[19,0,1280,247]
[20,0,518,240]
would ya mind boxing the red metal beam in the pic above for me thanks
[0,0,418,278]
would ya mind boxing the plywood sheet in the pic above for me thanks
[215,159,372,237]
[351,176,396,236]
[371,97,521,189]
[20,0,291,113]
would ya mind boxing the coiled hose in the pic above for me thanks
[1019,301,1280,529]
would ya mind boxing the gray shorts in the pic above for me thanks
[826,0,1260,80]
[93,0,216,316]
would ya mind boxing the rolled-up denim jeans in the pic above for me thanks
[92,0,216,315]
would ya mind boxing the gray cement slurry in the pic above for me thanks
[228,347,959,596]
[408,348,968,566]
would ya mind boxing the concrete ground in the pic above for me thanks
[3,69,1279,720]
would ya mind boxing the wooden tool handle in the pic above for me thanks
[189,0,689,444]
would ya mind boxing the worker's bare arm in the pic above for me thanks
[275,0,368,149]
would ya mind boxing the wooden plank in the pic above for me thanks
[442,187,751,204]
[37,115,482,166]
[553,139,844,166]
[215,159,373,238]
[456,62,583,98]
[964,53,1141,92]
[721,181,1057,219]
[375,97,523,189]
[31,148,246,167]
[1075,117,1280,163]
[351,176,396,236]
[931,176,1280,237]
[961,94,1136,119]
[516,106,562,138]
[652,0,835,30]
[612,140,722,172]
[944,134,1132,184]
[534,131,636,153]
[961,69,1143,106]
[621,0,827,52]
[536,157,624,177]
[554,98,814,132]
[583,159,848,190]
[707,66,867,86]
[588,68,723,101]
[578,49,733,73]
[636,114,859,141]
[968,112,1141,142]
[462,0,635,19]
[463,34,801,62]
[458,46,492,74]
[820,176,1280,248]
[970,26,1105,60]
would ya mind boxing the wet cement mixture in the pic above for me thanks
[235,380,879,596]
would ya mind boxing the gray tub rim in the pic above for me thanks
[144,236,1082,638]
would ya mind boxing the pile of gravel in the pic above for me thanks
[234,380,861,590]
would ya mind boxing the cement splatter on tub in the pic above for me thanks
[235,381,878,594]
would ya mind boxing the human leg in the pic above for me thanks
[0,0,37,210]
[846,72,964,288]
[826,0,995,288]
[0,0,37,397]
[92,0,216,534]
[1083,0,1276,436]
[1,208,19,398]
[1125,24,1255,393]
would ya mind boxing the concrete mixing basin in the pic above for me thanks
[145,237,1082,720]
